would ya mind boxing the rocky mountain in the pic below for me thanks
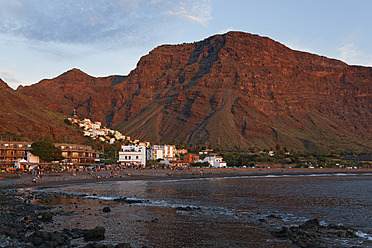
[17,31,372,152]
[0,79,85,143]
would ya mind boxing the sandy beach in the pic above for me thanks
[1,167,371,189]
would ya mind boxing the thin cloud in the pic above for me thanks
[0,0,212,46]
[167,0,212,25]
[0,70,29,89]
[338,43,362,65]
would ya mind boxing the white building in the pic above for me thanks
[118,145,146,166]
[201,155,227,168]
[114,131,125,140]
[147,145,175,160]
[27,151,40,163]
[92,122,101,130]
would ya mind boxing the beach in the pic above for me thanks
[1,168,371,248]
[1,167,371,189]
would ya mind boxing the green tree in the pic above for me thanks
[63,118,72,125]
[31,141,64,162]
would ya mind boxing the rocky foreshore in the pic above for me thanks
[1,187,370,248]
[1,169,371,247]
[0,189,135,248]
[270,218,362,248]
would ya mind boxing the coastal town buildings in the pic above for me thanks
[0,141,29,166]
[0,141,99,168]
[161,157,189,167]
[118,145,146,166]
[199,155,227,168]
[55,144,100,166]
[68,117,127,143]
[147,145,175,160]
[175,148,188,155]
[184,154,200,164]
[27,152,40,164]
[199,148,214,155]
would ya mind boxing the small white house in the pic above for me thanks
[27,151,40,163]
[201,155,227,168]
[118,145,146,166]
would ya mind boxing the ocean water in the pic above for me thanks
[31,174,372,247]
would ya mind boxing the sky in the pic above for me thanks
[1,0,372,89]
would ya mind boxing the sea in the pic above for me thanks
[28,173,372,248]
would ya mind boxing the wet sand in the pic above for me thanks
[1,167,371,189]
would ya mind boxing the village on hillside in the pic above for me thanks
[1,115,370,173]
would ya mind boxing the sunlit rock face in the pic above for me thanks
[18,32,372,152]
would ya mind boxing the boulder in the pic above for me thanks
[41,212,53,222]
[300,218,321,229]
[31,236,44,246]
[83,226,106,241]
[102,206,111,213]
[50,232,63,244]
[6,228,18,238]
[84,242,106,248]
[115,243,133,248]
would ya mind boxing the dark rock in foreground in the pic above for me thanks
[83,226,106,241]
[174,206,201,211]
[0,189,134,248]
[84,242,133,248]
[41,212,53,222]
[113,197,145,204]
[271,218,359,248]
[102,206,111,212]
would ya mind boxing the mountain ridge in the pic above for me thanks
[17,31,372,152]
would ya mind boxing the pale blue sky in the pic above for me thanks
[1,0,371,89]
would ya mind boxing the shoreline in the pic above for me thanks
[1,168,371,247]
[1,167,371,189]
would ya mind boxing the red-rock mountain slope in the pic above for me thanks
[0,79,85,143]
[17,32,372,152]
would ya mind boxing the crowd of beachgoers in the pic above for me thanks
[1,164,370,189]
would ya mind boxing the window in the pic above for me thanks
[136,156,139,159]
[7,150,15,156]
[125,156,127,160]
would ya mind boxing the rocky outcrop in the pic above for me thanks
[17,32,372,152]
[271,218,359,248]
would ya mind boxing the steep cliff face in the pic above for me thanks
[18,32,372,152]
[0,79,85,142]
